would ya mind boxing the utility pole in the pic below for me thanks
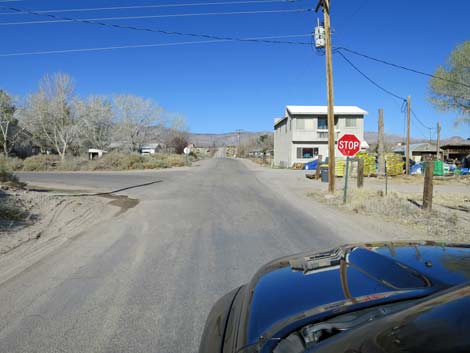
[315,0,336,193]
[377,108,385,176]
[436,121,441,160]
[235,129,242,157]
[406,96,411,175]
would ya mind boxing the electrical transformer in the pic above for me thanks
[314,24,325,48]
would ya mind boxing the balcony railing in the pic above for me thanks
[317,129,341,139]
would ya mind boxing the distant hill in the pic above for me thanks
[188,131,468,147]
[189,131,272,147]
[364,131,426,145]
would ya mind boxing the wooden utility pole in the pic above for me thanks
[406,96,411,175]
[357,158,364,188]
[423,158,434,210]
[315,155,323,179]
[436,121,441,160]
[377,108,385,176]
[316,0,336,193]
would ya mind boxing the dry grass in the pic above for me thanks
[2,152,191,172]
[308,189,469,243]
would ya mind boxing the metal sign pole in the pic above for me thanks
[343,156,350,203]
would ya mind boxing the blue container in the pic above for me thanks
[304,160,318,170]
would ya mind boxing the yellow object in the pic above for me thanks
[356,152,376,176]
[384,153,404,176]
[335,158,345,177]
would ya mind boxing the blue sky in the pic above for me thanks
[1,0,469,139]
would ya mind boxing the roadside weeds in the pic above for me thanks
[308,189,469,243]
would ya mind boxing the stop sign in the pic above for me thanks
[338,134,361,157]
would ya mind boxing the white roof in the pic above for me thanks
[286,106,368,115]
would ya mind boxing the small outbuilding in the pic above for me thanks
[88,148,107,160]
[393,143,442,162]
[140,143,163,155]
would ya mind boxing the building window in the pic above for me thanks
[345,118,357,127]
[318,117,327,129]
[317,131,328,138]
[297,147,319,159]
[296,118,314,130]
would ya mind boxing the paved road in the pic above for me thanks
[1,157,343,353]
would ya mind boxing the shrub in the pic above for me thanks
[0,200,27,221]
[22,155,61,171]
[56,157,89,171]
[0,159,23,187]
[2,157,24,171]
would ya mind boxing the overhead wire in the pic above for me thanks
[0,8,314,25]
[0,0,301,15]
[410,108,433,130]
[337,50,437,140]
[0,33,312,57]
[0,5,313,46]
[335,46,470,89]
[336,50,406,101]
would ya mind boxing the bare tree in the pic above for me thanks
[75,96,114,150]
[164,113,189,153]
[113,95,163,152]
[20,73,79,159]
[0,90,24,158]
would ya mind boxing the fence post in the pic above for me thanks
[385,160,388,196]
[357,158,364,188]
[423,158,434,210]
[315,155,323,180]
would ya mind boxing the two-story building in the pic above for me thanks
[274,106,368,167]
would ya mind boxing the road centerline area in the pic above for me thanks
[1,157,348,353]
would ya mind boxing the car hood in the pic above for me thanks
[244,241,470,344]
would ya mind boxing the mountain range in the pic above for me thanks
[188,131,468,147]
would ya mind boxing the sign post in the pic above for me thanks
[184,146,190,165]
[337,134,361,203]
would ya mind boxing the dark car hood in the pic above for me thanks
[244,241,470,344]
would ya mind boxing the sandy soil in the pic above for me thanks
[0,188,116,255]
[0,186,124,284]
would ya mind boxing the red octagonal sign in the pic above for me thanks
[338,134,361,157]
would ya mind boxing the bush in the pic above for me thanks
[56,157,89,171]
[0,200,27,221]
[1,157,24,171]
[0,159,23,187]
[90,152,143,170]
[2,152,189,172]
[22,155,61,171]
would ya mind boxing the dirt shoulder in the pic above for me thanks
[239,159,469,244]
[0,185,125,284]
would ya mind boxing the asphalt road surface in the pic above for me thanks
[1,156,344,353]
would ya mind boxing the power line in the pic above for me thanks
[410,108,434,131]
[0,33,312,57]
[0,8,314,25]
[336,50,406,101]
[0,0,300,15]
[337,50,437,135]
[335,46,470,89]
[0,6,312,46]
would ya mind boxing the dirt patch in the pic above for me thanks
[0,186,118,256]
[100,194,139,216]
[308,189,469,243]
